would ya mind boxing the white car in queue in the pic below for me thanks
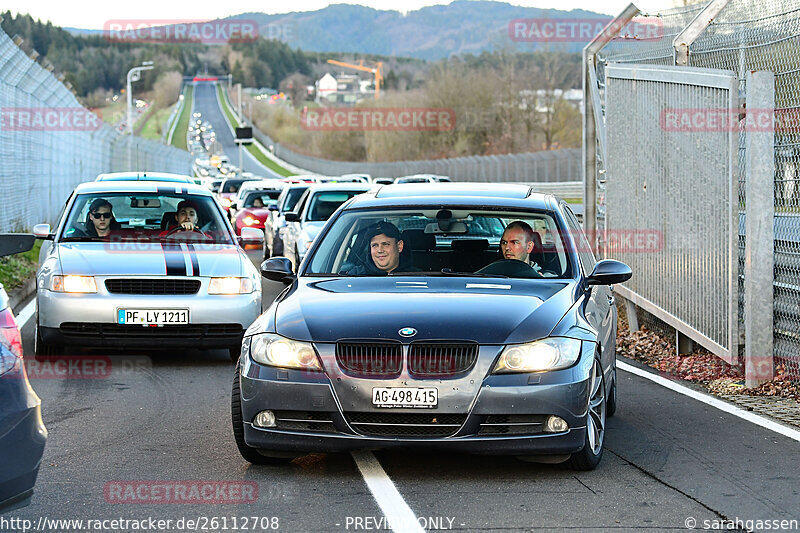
[33,180,263,361]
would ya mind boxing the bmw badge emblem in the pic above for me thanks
[399,327,417,338]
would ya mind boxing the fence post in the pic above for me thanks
[744,70,775,387]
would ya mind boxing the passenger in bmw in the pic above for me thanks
[341,221,416,275]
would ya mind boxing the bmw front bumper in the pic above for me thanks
[238,341,595,456]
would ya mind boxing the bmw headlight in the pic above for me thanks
[493,338,582,373]
[249,333,322,371]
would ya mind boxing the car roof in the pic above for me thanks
[306,183,374,194]
[239,180,286,191]
[74,180,213,196]
[346,183,555,210]
[95,172,195,183]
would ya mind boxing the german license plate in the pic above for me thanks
[117,309,189,326]
[372,387,438,408]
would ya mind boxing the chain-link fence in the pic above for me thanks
[588,0,800,379]
[0,25,192,232]
[271,144,581,183]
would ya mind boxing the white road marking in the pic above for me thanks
[617,360,800,443]
[15,297,36,328]
[351,451,425,533]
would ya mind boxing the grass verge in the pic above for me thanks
[0,240,42,291]
[139,106,173,140]
[215,85,292,177]
[170,85,193,151]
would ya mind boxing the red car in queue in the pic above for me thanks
[233,188,283,250]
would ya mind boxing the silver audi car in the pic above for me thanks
[33,180,263,360]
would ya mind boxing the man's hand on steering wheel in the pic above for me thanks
[164,223,211,241]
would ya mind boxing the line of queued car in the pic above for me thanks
[11,165,632,488]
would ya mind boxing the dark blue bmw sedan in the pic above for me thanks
[232,183,631,470]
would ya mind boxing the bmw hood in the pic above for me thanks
[274,277,577,344]
[56,242,245,277]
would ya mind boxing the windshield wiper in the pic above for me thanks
[60,236,104,242]
[438,268,508,279]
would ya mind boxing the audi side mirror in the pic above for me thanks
[260,257,295,284]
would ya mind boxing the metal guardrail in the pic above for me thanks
[224,88,581,183]
[0,26,193,232]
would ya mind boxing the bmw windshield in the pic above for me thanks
[306,208,574,278]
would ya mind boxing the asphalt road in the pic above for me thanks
[4,280,800,532]
[191,81,281,179]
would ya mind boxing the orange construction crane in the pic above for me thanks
[326,59,384,99]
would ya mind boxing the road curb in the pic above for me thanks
[9,276,35,314]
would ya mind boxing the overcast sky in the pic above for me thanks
[7,0,680,30]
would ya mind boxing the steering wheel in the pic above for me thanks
[163,225,213,242]
[476,259,543,278]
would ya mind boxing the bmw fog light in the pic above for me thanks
[545,416,569,433]
[254,410,276,428]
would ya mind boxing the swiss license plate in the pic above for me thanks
[117,308,189,326]
[372,387,438,408]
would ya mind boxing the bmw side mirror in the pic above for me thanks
[261,257,296,284]
[284,212,299,222]
[33,223,53,240]
[587,259,632,286]
[268,204,279,212]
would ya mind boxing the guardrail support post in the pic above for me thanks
[624,298,639,332]
[744,71,775,387]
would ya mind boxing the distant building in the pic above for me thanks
[315,73,337,103]
[519,89,584,114]
[315,72,375,105]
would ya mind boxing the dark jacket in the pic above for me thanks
[340,252,418,276]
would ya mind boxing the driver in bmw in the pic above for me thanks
[500,221,536,264]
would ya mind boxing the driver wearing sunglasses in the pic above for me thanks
[85,198,118,238]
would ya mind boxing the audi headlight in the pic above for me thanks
[249,333,322,371]
[51,275,97,293]
[208,277,254,294]
[493,338,582,373]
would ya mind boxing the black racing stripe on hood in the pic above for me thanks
[161,242,187,276]
[186,244,200,276]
